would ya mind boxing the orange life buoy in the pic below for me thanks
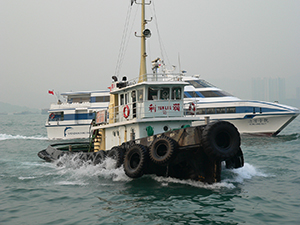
[189,102,196,113]
[123,105,130,118]
[49,113,55,119]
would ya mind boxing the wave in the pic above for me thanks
[152,163,269,189]
[0,133,48,141]
[54,156,130,184]
[51,155,267,189]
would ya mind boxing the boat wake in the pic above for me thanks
[52,154,268,189]
[0,133,47,141]
[54,155,130,184]
[152,163,268,189]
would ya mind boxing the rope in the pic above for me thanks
[114,4,132,78]
[151,1,172,67]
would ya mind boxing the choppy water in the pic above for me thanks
[0,114,300,224]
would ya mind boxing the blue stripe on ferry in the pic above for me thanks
[236,106,286,113]
[195,91,204,97]
[184,92,192,98]
[50,113,95,121]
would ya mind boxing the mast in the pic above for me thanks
[136,0,151,83]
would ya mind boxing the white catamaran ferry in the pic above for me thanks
[45,75,299,139]
[182,75,299,136]
[46,90,110,139]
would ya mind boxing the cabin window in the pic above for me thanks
[94,96,110,102]
[186,79,214,88]
[206,108,215,114]
[172,87,181,100]
[196,108,206,115]
[120,94,124,105]
[200,91,231,97]
[184,91,201,98]
[137,89,143,102]
[216,108,226,114]
[160,88,170,100]
[227,107,236,113]
[148,87,158,100]
[68,96,90,103]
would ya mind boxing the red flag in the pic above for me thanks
[48,90,54,95]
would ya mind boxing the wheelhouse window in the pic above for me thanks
[120,94,124,105]
[125,93,128,104]
[172,87,181,100]
[160,88,170,100]
[148,87,158,100]
[137,89,143,102]
[131,91,136,102]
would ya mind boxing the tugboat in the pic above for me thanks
[38,0,244,184]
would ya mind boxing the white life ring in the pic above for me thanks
[189,102,196,113]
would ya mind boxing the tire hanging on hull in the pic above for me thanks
[202,121,240,160]
[123,144,148,178]
[149,136,177,165]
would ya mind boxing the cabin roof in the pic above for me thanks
[61,90,109,96]
[110,80,188,94]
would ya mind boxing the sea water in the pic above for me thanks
[0,114,300,224]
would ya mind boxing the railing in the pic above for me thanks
[117,73,185,87]
[95,100,200,125]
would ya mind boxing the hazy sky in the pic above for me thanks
[1,0,299,108]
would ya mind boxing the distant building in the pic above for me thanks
[251,77,286,102]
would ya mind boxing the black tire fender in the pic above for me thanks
[123,144,148,178]
[202,121,240,160]
[149,136,177,165]
[107,147,125,168]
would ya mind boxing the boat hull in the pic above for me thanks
[46,124,91,140]
[38,121,244,184]
[192,113,298,136]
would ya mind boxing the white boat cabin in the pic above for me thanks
[92,74,194,151]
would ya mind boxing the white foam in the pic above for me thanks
[227,163,269,183]
[54,155,130,184]
[0,133,47,141]
[51,154,267,188]
[18,176,36,180]
[153,176,236,189]
[152,163,268,189]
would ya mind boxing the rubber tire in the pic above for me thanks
[107,147,125,168]
[149,136,177,165]
[202,121,240,160]
[225,147,244,169]
[93,150,106,165]
[123,144,147,178]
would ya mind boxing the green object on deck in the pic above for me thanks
[146,126,154,136]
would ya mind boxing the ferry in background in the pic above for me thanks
[46,90,109,139]
[183,75,299,136]
[45,75,299,139]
